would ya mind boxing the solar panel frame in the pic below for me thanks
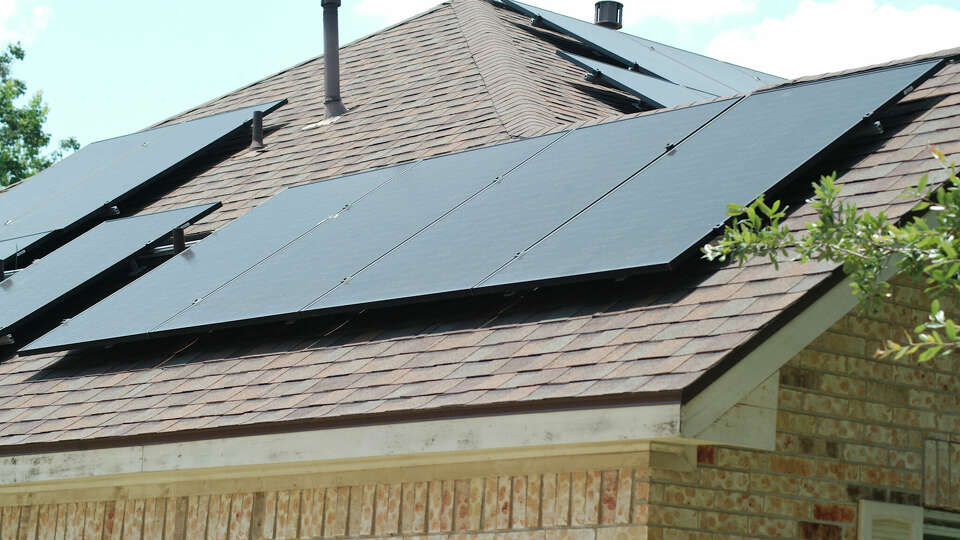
[303,99,735,313]
[480,59,944,287]
[0,203,219,339]
[22,163,418,353]
[619,32,783,89]
[559,51,716,108]
[21,59,945,355]
[502,0,782,95]
[22,100,731,352]
[0,100,285,266]
[150,135,566,333]
[0,231,49,264]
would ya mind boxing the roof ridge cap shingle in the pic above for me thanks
[451,0,559,138]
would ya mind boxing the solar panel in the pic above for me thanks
[502,0,782,96]
[23,163,414,352]
[151,135,564,331]
[0,100,285,263]
[306,100,732,312]
[0,203,218,340]
[560,51,715,108]
[482,60,941,287]
[22,60,940,354]
[0,232,48,263]
[23,100,729,352]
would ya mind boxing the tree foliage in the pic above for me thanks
[0,42,78,187]
[703,148,960,362]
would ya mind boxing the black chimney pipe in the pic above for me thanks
[322,0,348,117]
[595,1,623,30]
[250,110,265,151]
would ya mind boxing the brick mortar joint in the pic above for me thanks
[775,408,957,435]
[645,500,858,525]
[696,453,919,472]
[781,364,960,395]
[649,470,919,495]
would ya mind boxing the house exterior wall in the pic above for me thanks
[647,274,960,539]
[0,458,654,540]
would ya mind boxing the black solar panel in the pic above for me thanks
[560,51,715,108]
[0,232,47,264]
[483,60,940,286]
[22,60,940,354]
[306,100,731,313]
[24,101,727,352]
[0,100,284,264]
[152,135,564,331]
[503,0,782,95]
[24,163,414,352]
[0,203,217,340]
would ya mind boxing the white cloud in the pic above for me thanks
[622,0,756,23]
[0,0,51,43]
[707,0,960,79]
[352,0,755,27]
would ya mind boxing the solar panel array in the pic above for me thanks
[0,203,218,339]
[23,60,938,354]
[559,52,715,108]
[502,0,782,96]
[0,100,284,264]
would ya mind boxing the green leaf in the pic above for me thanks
[918,347,939,363]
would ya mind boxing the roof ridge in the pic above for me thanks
[451,0,558,138]
[145,4,455,131]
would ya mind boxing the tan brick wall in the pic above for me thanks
[0,468,650,540]
[647,275,960,539]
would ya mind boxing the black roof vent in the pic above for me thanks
[594,1,623,30]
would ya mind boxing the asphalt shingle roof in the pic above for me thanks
[0,0,958,451]
[139,1,639,233]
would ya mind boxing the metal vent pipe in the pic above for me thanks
[250,110,265,151]
[594,1,623,30]
[322,0,348,117]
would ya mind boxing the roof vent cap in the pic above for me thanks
[594,1,623,30]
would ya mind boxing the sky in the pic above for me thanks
[2,0,959,152]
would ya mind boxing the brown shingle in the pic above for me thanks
[0,2,957,450]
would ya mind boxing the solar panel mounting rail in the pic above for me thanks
[0,203,220,344]
[0,100,285,266]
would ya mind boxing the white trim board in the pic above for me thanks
[682,211,936,445]
[1,401,681,487]
[680,267,892,441]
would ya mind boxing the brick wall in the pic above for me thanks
[0,468,653,540]
[647,274,960,539]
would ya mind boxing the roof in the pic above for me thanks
[139,0,641,233]
[0,0,958,452]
